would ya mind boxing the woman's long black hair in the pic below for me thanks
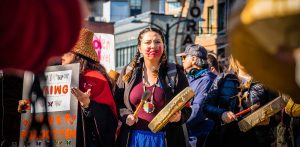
[74,54,114,91]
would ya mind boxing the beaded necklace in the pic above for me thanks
[142,63,159,113]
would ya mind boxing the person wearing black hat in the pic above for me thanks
[177,44,217,147]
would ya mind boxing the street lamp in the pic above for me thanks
[131,20,165,33]
[131,19,194,61]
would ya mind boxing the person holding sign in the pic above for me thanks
[61,28,117,147]
[114,27,191,147]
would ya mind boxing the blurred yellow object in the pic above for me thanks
[229,0,300,103]
[108,70,120,81]
[285,98,300,117]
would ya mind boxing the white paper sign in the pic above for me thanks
[34,70,72,113]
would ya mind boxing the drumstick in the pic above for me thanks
[133,90,151,118]
[235,103,260,117]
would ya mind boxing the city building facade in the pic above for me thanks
[195,0,238,66]
[114,11,184,71]
[88,0,242,70]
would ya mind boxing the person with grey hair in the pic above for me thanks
[177,44,217,147]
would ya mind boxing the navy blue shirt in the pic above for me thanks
[186,69,216,137]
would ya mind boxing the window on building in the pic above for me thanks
[198,20,203,35]
[120,49,124,66]
[116,46,138,68]
[228,0,236,21]
[217,48,225,59]
[127,48,130,64]
[123,48,126,66]
[229,0,236,10]
[217,47,226,72]
[159,0,165,13]
[116,50,119,67]
[130,0,141,16]
[218,3,225,33]
[207,6,214,34]
[131,46,137,58]
[167,2,181,13]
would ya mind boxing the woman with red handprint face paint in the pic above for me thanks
[114,27,191,147]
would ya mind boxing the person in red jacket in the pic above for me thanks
[61,28,117,147]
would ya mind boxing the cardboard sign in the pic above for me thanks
[19,63,79,147]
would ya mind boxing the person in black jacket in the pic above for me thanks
[203,56,278,147]
[0,70,24,147]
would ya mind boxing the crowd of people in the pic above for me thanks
[1,27,300,147]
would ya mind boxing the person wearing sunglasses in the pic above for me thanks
[176,44,217,147]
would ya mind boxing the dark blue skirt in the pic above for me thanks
[130,130,166,147]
